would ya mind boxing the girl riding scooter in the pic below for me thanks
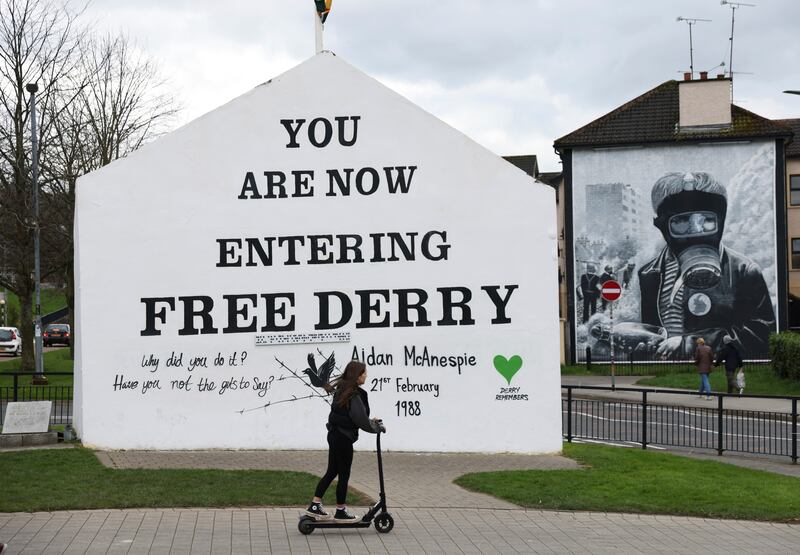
[306,361,383,522]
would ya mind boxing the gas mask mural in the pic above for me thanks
[652,174,727,291]
[639,172,775,358]
[572,143,779,361]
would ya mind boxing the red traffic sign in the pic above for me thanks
[600,280,622,302]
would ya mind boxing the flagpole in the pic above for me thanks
[314,6,323,53]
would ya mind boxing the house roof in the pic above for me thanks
[502,154,539,177]
[775,118,800,157]
[537,171,562,188]
[554,80,793,150]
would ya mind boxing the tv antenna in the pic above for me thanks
[676,17,711,79]
[721,1,755,88]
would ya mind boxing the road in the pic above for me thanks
[563,392,796,460]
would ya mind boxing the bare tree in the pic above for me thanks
[0,0,83,371]
[1,0,179,369]
[44,32,180,358]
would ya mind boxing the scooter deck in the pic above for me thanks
[303,517,372,529]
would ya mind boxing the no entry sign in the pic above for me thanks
[600,280,622,302]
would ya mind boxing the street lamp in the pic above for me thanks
[784,91,800,96]
[26,82,45,383]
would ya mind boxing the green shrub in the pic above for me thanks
[769,332,800,381]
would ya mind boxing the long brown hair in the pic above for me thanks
[330,361,366,408]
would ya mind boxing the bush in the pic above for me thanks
[769,332,800,381]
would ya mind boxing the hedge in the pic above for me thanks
[769,332,800,381]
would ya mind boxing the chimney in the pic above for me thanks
[678,77,732,129]
[683,72,692,81]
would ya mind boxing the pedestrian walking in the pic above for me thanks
[694,338,713,399]
[305,361,383,522]
[715,335,743,394]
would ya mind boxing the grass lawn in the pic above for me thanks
[0,347,74,374]
[0,447,370,513]
[2,288,68,326]
[636,366,800,397]
[455,443,800,522]
[0,349,74,396]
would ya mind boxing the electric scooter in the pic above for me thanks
[298,424,394,534]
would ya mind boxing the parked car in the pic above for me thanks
[0,327,22,356]
[43,323,70,347]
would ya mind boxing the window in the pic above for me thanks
[791,175,800,206]
[793,238,800,269]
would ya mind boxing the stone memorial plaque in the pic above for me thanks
[1,401,52,434]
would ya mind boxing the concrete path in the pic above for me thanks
[2,448,800,554]
[562,375,798,412]
[2,507,800,554]
[97,450,578,510]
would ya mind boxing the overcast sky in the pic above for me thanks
[86,0,800,171]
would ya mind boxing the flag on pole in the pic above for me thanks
[315,0,332,23]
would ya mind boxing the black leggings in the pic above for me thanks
[314,429,354,505]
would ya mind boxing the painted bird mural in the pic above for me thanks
[315,0,332,23]
[304,352,336,392]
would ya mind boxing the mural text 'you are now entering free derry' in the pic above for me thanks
[74,52,561,453]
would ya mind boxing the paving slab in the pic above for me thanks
[2,508,799,554]
[4,428,800,552]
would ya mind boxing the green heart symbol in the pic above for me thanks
[493,355,522,384]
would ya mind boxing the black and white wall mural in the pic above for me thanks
[572,141,778,360]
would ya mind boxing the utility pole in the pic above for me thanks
[27,82,45,383]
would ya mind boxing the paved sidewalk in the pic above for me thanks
[562,375,797,412]
[3,447,800,553]
[2,507,800,554]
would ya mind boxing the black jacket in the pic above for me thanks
[639,246,774,356]
[715,343,743,372]
[327,387,379,442]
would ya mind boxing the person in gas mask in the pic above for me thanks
[638,172,775,358]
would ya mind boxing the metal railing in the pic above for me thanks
[563,385,799,464]
[0,372,73,426]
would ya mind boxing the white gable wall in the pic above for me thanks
[75,53,560,452]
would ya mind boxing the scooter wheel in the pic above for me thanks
[374,512,394,533]
[298,516,315,535]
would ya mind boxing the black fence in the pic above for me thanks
[0,372,74,426]
[578,346,770,376]
[563,385,799,464]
